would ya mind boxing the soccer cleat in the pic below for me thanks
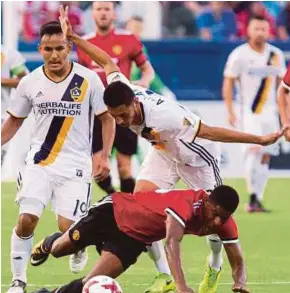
[144,272,175,293]
[6,279,26,293]
[69,249,88,274]
[256,201,271,213]
[199,265,221,293]
[30,238,49,266]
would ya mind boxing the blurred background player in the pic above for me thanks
[77,1,154,195]
[126,15,176,101]
[277,64,290,141]
[1,45,27,163]
[1,21,115,293]
[223,16,286,213]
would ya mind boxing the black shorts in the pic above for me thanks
[92,118,138,156]
[68,196,146,270]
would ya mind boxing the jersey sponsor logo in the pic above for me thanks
[112,45,122,55]
[36,101,82,116]
[72,229,80,241]
[34,74,88,166]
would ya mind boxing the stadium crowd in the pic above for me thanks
[15,1,290,42]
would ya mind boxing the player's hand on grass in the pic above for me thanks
[259,126,289,146]
[232,283,251,293]
[59,5,75,40]
[92,152,111,182]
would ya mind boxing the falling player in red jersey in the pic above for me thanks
[277,64,290,141]
[77,1,154,200]
[31,185,250,293]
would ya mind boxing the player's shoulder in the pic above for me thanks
[22,66,43,82]
[227,43,248,60]
[114,28,134,36]
[73,62,99,77]
[267,43,283,55]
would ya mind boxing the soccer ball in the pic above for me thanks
[82,275,123,293]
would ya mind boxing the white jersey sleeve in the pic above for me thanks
[7,75,32,118]
[223,48,243,78]
[90,73,107,116]
[150,103,201,143]
[107,71,131,86]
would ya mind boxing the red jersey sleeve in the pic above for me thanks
[76,46,89,67]
[130,35,148,67]
[164,195,193,228]
[217,216,239,244]
[282,65,290,90]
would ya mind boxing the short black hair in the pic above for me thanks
[104,81,135,107]
[248,15,269,26]
[39,21,63,40]
[209,185,239,214]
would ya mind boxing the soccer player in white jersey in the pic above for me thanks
[58,9,288,293]
[277,64,290,141]
[1,21,115,293]
[223,16,287,213]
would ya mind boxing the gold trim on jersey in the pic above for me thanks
[251,51,277,114]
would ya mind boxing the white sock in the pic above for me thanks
[147,241,171,275]
[255,162,269,202]
[11,228,33,283]
[244,152,261,195]
[207,235,223,270]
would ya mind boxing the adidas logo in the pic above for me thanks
[35,91,43,98]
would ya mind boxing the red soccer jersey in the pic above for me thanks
[112,189,238,245]
[282,64,290,91]
[76,28,147,86]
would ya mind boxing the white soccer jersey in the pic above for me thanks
[8,62,106,181]
[224,43,286,115]
[1,45,27,116]
[107,72,220,168]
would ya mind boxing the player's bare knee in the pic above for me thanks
[16,213,39,237]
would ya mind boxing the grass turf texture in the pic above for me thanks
[1,179,290,293]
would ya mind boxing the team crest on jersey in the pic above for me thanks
[70,86,82,101]
[72,230,80,241]
[183,117,192,126]
[112,45,122,55]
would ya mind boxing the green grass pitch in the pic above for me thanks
[1,179,290,293]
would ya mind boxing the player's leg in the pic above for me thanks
[178,160,223,293]
[7,165,51,293]
[244,115,278,212]
[92,118,116,194]
[115,126,138,192]
[54,180,91,273]
[136,148,179,293]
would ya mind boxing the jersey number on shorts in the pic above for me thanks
[73,199,87,216]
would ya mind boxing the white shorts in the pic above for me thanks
[16,164,92,221]
[137,148,222,190]
[243,113,280,156]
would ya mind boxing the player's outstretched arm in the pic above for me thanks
[59,5,119,76]
[164,215,195,293]
[197,122,289,146]
[1,115,25,146]
[224,243,250,293]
